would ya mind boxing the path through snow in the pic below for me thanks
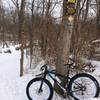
[0,46,32,100]
[0,46,100,100]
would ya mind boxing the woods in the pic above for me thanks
[0,0,99,88]
[0,0,100,99]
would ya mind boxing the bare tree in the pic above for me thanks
[40,0,51,59]
[96,0,100,38]
[29,0,35,68]
[19,0,26,76]
[84,0,90,21]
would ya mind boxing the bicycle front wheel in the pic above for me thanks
[26,77,53,100]
[69,73,99,100]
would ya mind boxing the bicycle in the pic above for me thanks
[26,62,100,100]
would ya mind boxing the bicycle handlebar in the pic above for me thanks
[40,58,75,71]
[40,64,48,71]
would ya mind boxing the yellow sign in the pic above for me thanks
[68,0,76,3]
[67,7,76,15]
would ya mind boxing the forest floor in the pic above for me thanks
[0,45,100,100]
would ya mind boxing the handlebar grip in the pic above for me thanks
[40,64,48,71]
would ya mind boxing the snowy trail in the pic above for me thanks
[0,46,30,100]
[0,46,100,100]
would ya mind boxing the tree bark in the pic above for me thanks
[54,0,72,96]
[41,0,51,59]
[56,0,72,76]
[19,0,26,77]
[96,0,100,38]
[29,0,35,68]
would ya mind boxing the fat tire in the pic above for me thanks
[68,73,99,100]
[26,77,53,100]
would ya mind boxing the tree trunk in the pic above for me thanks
[41,0,51,59]
[29,0,35,68]
[96,0,100,38]
[84,0,90,21]
[19,0,26,77]
[54,0,72,96]
[56,0,72,77]
[20,48,24,76]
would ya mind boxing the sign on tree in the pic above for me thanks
[66,0,76,16]
[68,0,76,3]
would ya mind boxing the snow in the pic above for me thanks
[0,46,32,100]
[0,45,100,100]
[92,39,100,43]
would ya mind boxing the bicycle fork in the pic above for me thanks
[38,72,47,93]
[38,78,44,93]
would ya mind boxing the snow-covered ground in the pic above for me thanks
[0,45,100,100]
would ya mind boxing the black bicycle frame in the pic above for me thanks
[45,69,71,92]
[37,64,73,93]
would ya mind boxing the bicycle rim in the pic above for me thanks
[70,76,98,99]
[28,80,51,100]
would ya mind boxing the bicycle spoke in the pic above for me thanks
[70,89,81,93]
[69,73,99,100]
[26,78,53,100]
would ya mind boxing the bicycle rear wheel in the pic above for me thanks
[68,73,99,100]
[26,77,53,100]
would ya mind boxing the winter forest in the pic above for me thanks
[0,0,100,100]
